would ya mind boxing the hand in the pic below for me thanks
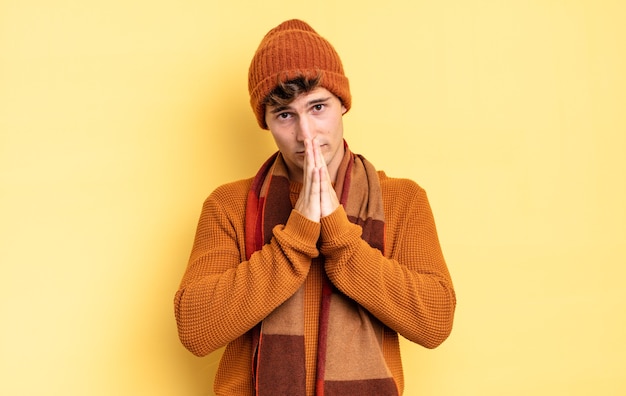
[294,137,340,221]
[317,140,340,218]
[294,138,322,222]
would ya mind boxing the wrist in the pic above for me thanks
[319,206,361,252]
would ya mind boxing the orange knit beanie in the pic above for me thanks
[248,19,351,129]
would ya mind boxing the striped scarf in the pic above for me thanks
[245,143,399,396]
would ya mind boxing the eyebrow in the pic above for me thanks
[307,96,332,106]
[269,96,332,114]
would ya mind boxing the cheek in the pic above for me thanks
[328,115,344,136]
[269,130,292,148]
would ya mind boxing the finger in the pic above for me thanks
[308,138,323,189]
[312,136,324,168]
[320,167,340,217]
[302,139,314,189]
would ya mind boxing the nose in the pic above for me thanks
[295,115,315,142]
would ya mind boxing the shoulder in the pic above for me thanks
[209,178,253,199]
[377,171,433,221]
[202,178,254,212]
[378,170,426,199]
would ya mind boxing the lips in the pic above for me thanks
[296,143,327,155]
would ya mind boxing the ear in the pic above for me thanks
[341,105,347,115]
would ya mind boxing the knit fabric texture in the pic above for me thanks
[248,19,351,129]
[174,166,456,395]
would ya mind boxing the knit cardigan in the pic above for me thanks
[174,171,456,395]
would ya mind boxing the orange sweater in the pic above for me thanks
[174,171,456,395]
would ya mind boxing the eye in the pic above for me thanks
[313,104,325,112]
[278,112,291,120]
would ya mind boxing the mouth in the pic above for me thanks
[295,144,327,156]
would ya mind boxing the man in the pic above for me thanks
[174,19,456,396]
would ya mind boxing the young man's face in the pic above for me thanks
[265,87,347,184]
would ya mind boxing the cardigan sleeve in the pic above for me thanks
[174,182,321,357]
[320,178,456,349]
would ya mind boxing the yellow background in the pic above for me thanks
[1,0,625,395]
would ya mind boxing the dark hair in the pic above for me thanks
[263,72,323,108]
